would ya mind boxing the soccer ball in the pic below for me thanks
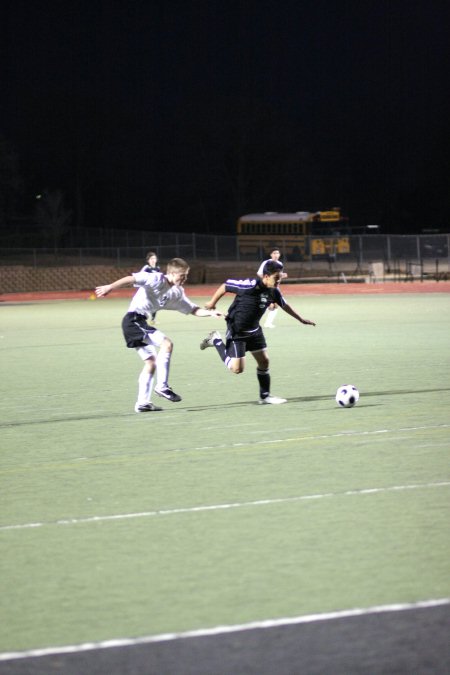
[336,384,360,408]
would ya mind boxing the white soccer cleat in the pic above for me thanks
[259,395,287,405]
[200,330,222,350]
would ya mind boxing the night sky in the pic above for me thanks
[3,0,450,235]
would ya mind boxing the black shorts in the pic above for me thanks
[225,324,267,358]
[122,312,156,348]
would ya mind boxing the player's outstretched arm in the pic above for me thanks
[192,307,224,318]
[204,283,227,310]
[95,275,135,297]
[282,303,316,326]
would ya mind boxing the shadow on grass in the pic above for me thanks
[2,387,450,428]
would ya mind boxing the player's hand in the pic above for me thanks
[300,318,316,326]
[95,285,112,298]
[204,301,216,310]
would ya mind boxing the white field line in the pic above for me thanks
[1,481,449,532]
[1,598,448,662]
[189,423,450,452]
[2,423,449,469]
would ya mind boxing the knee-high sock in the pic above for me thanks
[257,367,270,398]
[213,337,233,369]
[138,369,154,405]
[213,336,227,362]
[156,350,171,388]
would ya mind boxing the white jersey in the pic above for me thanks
[257,259,271,277]
[128,271,197,318]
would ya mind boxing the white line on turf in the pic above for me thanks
[0,598,448,661]
[188,423,450,452]
[1,481,449,532]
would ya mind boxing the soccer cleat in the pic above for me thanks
[134,402,163,412]
[154,386,182,402]
[259,395,287,405]
[200,330,222,350]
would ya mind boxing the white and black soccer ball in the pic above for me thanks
[336,384,360,408]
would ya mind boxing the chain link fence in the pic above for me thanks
[0,231,449,272]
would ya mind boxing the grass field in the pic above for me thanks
[1,292,449,667]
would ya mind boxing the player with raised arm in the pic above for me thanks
[96,257,222,412]
[199,260,315,404]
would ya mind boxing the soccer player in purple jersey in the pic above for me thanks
[200,260,315,404]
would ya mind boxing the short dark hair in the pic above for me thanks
[263,260,284,276]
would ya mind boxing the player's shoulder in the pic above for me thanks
[226,277,258,290]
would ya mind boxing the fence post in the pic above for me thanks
[416,235,421,264]
[386,235,391,266]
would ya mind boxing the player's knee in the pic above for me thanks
[161,337,173,352]
[229,362,244,374]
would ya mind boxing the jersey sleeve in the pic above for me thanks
[225,278,257,294]
[133,271,153,286]
[273,288,286,307]
[176,291,198,314]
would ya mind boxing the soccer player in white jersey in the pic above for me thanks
[257,249,288,328]
[95,258,222,412]
[200,260,315,404]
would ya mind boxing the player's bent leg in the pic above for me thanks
[134,349,161,411]
[252,349,287,404]
[228,357,245,374]
[154,338,182,402]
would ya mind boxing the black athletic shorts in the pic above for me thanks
[225,324,267,358]
[122,312,156,348]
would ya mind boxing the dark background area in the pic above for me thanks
[1,0,449,237]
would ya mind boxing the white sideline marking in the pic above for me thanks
[1,481,449,532]
[0,598,448,662]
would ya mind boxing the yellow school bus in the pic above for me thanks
[236,208,350,259]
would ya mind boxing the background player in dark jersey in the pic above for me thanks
[200,260,315,404]
[141,251,161,323]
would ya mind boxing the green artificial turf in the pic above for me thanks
[1,293,449,652]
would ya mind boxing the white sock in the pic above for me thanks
[156,350,171,389]
[138,370,154,405]
[265,308,278,326]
